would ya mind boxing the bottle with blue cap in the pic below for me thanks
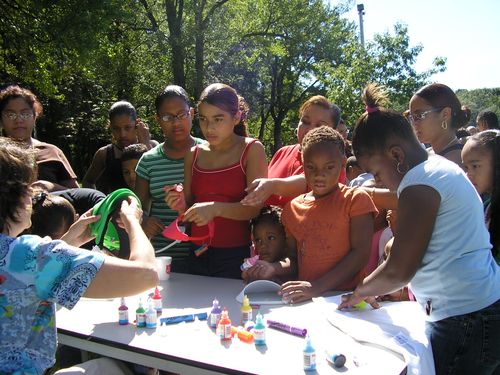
[253,312,266,346]
[303,334,316,371]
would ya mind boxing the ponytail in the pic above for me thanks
[352,83,417,157]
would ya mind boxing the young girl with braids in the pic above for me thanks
[166,83,267,279]
[339,84,500,375]
[462,129,500,263]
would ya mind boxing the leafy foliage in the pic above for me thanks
[457,88,500,126]
[0,0,456,176]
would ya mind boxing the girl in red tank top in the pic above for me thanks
[165,83,268,279]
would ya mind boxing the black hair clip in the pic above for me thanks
[32,191,48,206]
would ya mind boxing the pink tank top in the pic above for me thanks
[191,140,257,248]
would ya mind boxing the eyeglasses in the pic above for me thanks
[160,111,189,123]
[32,191,47,206]
[2,111,34,121]
[407,107,444,123]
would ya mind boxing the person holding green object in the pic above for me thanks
[0,139,158,374]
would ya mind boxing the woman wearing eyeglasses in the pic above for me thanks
[408,83,470,168]
[134,86,205,272]
[367,83,471,211]
[0,85,81,191]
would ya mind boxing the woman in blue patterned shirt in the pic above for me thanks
[0,139,158,374]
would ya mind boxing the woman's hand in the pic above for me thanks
[61,209,100,247]
[240,178,274,206]
[164,184,186,213]
[182,202,217,226]
[337,290,380,310]
[136,118,152,146]
[116,198,143,232]
[279,280,320,304]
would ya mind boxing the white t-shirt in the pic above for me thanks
[397,155,500,321]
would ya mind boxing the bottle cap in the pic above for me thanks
[153,287,161,299]
[242,295,251,308]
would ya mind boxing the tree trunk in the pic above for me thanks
[165,0,185,87]
[194,2,205,98]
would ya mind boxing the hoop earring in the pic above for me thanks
[441,121,448,130]
[397,162,409,175]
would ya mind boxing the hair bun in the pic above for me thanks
[362,83,388,114]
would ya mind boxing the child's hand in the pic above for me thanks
[182,202,217,227]
[279,281,320,304]
[61,209,100,247]
[136,118,152,145]
[164,184,186,213]
[241,260,277,282]
[337,291,380,310]
[241,178,274,206]
[141,215,164,238]
[376,287,409,302]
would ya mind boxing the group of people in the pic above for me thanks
[0,80,499,375]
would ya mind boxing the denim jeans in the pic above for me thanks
[426,299,500,375]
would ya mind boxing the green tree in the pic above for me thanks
[324,23,446,128]
[456,88,500,126]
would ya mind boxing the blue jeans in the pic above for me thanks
[426,299,500,375]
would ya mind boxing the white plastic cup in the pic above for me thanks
[156,256,172,281]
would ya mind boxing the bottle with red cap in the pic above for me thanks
[218,308,232,341]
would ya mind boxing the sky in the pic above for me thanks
[334,0,500,91]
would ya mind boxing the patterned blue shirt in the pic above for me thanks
[0,234,104,374]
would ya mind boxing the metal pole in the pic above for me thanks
[357,3,365,47]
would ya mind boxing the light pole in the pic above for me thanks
[357,3,365,47]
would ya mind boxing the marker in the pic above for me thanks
[266,319,307,337]
[240,255,259,271]
[325,350,347,368]
[163,184,183,193]
[159,312,208,325]
[354,300,367,309]
[118,297,129,325]
[231,326,254,343]
[194,243,209,257]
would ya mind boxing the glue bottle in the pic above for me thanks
[241,295,252,325]
[118,297,129,325]
[146,301,157,329]
[253,312,266,346]
[209,298,222,328]
[218,308,232,341]
[303,334,316,371]
[135,299,146,328]
[152,287,163,314]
